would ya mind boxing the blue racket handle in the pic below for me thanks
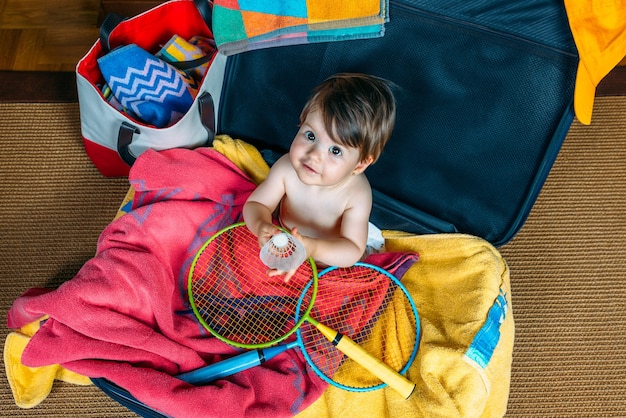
[177,341,298,384]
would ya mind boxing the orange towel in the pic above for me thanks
[564,0,626,124]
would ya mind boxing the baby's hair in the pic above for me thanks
[299,73,396,163]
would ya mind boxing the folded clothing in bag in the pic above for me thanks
[97,35,217,128]
[157,35,216,80]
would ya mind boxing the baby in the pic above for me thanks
[243,73,396,280]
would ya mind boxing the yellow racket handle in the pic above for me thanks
[312,320,416,399]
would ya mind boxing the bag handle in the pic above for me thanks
[193,0,212,28]
[99,13,124,55]
[99,0,213,55]
[117,122,139,166]
[117,92,216,167]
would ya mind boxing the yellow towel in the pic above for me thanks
[296,232,513,418]
[212,134,271,185]
[4,318,92,409]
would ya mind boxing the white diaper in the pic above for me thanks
[365,222,385,256]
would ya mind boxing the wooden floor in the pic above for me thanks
[0,0,171,71]
[0,0,102,71]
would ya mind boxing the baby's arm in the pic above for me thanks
[302,190,372,267]
[243,156,289,246]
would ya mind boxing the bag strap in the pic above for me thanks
[117,92,216,167]
[117,122,139,166]
[198,91,216,143]
[160,55,212,71]
[99,13,125,55]
[194,0,212,28]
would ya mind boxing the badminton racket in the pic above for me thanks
[295,262,419,393]
[187,222,418,398]
[181,261,419,395]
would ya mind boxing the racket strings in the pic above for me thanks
[189,224,316,347]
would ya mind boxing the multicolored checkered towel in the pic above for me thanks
[213,0,389,55]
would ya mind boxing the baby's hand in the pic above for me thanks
[281,227,309,282]
[266,267,298,283]
[289,227,316,264]
[257,223,282,248]
[266,227,307,283]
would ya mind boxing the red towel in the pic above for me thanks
[7,147,417,417]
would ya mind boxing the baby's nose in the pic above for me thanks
[306,143,323,160]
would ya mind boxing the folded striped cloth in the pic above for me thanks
[213,0,389,56]
[156,35,216,81]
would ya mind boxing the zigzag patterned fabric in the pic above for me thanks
[213,0,389,56]
[98,44,195,128]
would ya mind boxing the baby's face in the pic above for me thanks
[289,109,365,187]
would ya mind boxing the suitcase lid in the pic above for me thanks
[216,0,578,246]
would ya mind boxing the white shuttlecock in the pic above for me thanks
[259,233,307,271]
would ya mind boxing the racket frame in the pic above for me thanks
[296,262,420,395]
[187,222,319,349]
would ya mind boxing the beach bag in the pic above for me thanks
[76,0,226,177]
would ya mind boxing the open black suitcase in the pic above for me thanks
[92,0,578,415]
[214,1,578,247]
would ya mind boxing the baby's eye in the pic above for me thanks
[329,146,343,156]
[305,131,316,142]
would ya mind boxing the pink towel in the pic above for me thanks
[7,147,417,417]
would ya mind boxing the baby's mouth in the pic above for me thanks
[301,161,318,175]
